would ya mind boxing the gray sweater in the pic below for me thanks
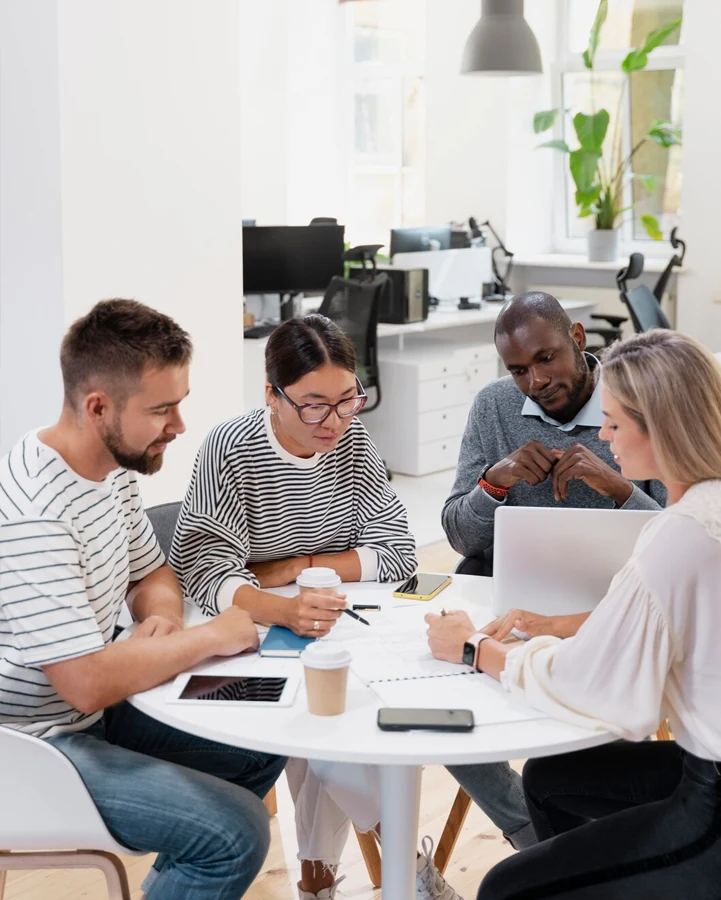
[442,375,666,561]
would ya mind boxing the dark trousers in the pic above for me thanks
[478,740,721,899]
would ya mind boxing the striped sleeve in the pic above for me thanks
[354,431,417,582]
[126,476,165,582]
[170,430,259,616]
[0,520,104,666]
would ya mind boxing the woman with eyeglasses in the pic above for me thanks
[171,315,454,900]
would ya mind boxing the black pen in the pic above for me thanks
[352,604,381,612]
[342,607,370,626]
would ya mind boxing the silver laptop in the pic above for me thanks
[492,507,659,617]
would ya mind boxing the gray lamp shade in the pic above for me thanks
[461,0,542,76]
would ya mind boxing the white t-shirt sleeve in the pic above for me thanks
[0,520,105,666]
[501,560,672,741]
[126,477,165,581]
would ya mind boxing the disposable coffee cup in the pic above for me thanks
[301,642,352,716]
[296,566,342,596]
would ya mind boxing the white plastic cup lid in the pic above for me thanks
[301,642,352,670]
[296,567,342,589]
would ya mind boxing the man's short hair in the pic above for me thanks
[494,291,573,342]
[60,299,193,409]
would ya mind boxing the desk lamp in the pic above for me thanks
[470,218,514,302]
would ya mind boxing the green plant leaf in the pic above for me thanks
[537,139,570,152]
[533,109,562,134]
[647,120,682,148]
[621,18,682,73]
[634,174,657,192]
[573,110,610,154]
[583,0,608,69]
[570,149,601,195]
[641,214,663,240]
[575,185,602,207]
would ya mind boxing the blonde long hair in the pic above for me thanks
[602,329,721,486]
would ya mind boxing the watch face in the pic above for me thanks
[462,642,476,667]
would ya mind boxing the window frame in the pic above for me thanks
[552,0,685,258]
[341,2,426,248]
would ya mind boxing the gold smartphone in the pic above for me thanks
[392,573,452,601]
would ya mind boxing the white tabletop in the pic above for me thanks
[128,575,611,766]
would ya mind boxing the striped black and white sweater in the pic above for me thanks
[170,407,417,615]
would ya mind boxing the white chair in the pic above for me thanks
[0,726,146,899]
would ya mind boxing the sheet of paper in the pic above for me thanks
[323,607,473,684]
[371,673,548,727]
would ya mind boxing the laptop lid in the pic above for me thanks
[492,507,659,617]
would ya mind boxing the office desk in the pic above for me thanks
[127,576,612,900]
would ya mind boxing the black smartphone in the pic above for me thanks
[377,707,474,732]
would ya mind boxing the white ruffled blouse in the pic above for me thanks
[501,479,721,761]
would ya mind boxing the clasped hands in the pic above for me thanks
[485,440,632,506]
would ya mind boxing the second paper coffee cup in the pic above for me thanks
[301,642,352,716]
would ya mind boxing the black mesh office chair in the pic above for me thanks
[616,229,685,332]
[319,246,392,477]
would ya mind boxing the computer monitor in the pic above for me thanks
[389,225,452,257]
[392,248,492,303]
[243,225,345,295]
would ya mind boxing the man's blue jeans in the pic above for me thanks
[446,762,536,849]
[47,701,287,900]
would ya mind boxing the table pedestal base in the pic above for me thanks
[379,765,422,900]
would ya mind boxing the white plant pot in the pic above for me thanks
[587,229,620,263]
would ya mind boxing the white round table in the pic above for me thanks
[128,575,613,900]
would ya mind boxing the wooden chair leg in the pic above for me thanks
[263,785,278,817]
[355,827,382,889]
[0,851,130,900]
[0,867,7,900]
[434,788,473,876]
[656,720,672,741]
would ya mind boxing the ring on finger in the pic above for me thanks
[313,620,320,632]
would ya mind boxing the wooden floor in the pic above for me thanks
[5,541,521,900]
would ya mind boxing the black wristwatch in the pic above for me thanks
[462,632,491,669]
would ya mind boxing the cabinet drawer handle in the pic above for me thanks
[442,383,447,389]
[442,413,447,419]
[442,444,446,450]
[442,366,448,373]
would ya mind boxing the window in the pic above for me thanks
[343,1,426,248]
[553,0,684,251]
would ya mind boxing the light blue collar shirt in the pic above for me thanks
[521,353,604,432]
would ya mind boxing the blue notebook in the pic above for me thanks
[259,626,316,658]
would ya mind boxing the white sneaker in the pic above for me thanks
[297,875,346,900]
[416,836,464,900]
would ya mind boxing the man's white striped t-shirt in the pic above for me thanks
[0,430,164,738]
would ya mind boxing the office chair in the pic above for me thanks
[319,247,393,480]
[310,217,338,226]
[616,227,685,333]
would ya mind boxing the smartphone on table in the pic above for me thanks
[377,708,474,732]
[392,573,452,601]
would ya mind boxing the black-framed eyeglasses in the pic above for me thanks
[274,377,368,424]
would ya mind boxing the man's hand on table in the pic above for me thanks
[130,613,184,639]
[425,610,476,665]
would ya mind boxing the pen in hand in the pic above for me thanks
[342,607,370,626]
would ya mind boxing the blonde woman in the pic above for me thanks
[427,329,721,899]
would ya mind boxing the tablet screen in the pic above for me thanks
[179,675,288,703]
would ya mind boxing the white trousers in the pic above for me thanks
[285,757,381,863]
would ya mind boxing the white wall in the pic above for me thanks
[0,1,65,450]
[0,1,245,508]
[424,0,510,231]
[675,0,721,347]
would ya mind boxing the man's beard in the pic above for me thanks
[103,420,170,475]
[542,345,591,423]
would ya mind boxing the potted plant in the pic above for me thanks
[534,0,682,262]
